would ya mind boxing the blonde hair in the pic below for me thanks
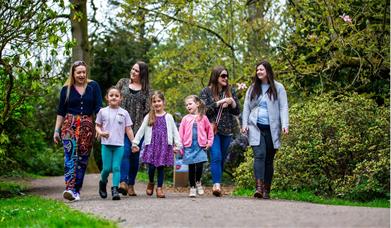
[148,91,165,126]
[185,95,206,118]
[64,61,91,102]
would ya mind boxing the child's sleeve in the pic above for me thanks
[204,116,214,147]
[133,114,148,147]
[95,109,103,125]
[171,115,182,148]
[125,111,133,128]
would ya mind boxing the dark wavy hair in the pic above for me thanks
[250,60,277,101]
[131,61,150,93]
[208,65,232,101]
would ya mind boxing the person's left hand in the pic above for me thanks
[282,127,289,134]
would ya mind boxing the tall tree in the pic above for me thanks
[70,0,89,64]
[0,0,68,172]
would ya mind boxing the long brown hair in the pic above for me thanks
[64,60,91,102]
[250,60,277,101]
[147,91,165,126]
[208,66,232,101]
[131,61,150,93]
[185,95,206,119]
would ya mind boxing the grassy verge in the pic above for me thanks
[0,195,117,227]
[0,179,117,227]
[233,188,390,208]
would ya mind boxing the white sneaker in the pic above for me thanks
[196,182,204,195]
[63,190,75,201]
[189,187,197,198]
[74,192,80,201]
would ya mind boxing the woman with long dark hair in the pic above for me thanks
[116,61,151,196]
[200,66,240,196]
[241,60,289,199]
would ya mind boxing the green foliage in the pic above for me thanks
[234,93,390,201]
[90,22,153,93]
[118,0,280,114]
[279,0,390,103]
[0,196,117,227]
[0,1,70,175]
[232,188,390,208]
[0,181,27,198]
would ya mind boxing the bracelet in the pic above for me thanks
[55,129,60,133]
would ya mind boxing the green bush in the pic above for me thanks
[234,93,390,201]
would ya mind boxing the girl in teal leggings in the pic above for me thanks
[95,87,134,200]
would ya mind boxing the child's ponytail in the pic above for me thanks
[185,95,205,119]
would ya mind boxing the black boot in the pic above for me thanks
[99,180,107,199]
[253,179,264,199]
[112,186,120,200]
[263,183,271,199]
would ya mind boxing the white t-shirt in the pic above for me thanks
[95,106,132,146]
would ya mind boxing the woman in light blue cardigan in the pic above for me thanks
[241,60,289,199]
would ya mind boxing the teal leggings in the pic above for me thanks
[100,145,124,187]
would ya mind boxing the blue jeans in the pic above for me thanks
[210,133,232,184]
[100,145,124,187]
[120,135,141,185]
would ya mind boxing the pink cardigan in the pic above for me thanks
[179,114,214,148]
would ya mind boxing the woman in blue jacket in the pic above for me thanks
[241,60,289,199]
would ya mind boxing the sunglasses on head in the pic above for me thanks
[73,60,86,66]
[220,74,228,79]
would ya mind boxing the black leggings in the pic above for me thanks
[148,165,164,187]
[188,162,204,187]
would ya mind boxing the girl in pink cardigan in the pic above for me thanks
[179,95,214,197]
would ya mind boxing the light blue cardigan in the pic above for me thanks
[132,113,182,149]
[242,81,289,149]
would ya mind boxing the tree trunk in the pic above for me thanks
[246,0,268,59]
[70,0,89,66]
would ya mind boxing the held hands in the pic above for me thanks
[98,131,110,139]
[132,145,140,153]
[241,127,249,134]
[218,97,235,108]
[173,146,180,154]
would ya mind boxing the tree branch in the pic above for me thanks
[137,6,235,53]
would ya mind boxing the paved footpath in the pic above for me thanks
[29,174,390,227]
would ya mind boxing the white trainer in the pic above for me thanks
[196,182,204,195]
[74,192,80,201]
[63,190,75,201]
[189,187,197,198]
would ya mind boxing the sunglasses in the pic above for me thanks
[73,60,86,66]
[220,74,228,79]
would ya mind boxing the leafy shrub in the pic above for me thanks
[234,93,390,201]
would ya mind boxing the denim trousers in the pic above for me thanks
[120,135,141,185]
[210,133,232,184]
[251,124,276,184]
[100,145,124,187]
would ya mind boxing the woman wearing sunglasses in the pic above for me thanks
[199,66,240,196]
[53,60,103,201]
[241,60,289,199]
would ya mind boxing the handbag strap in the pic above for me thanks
[215,92,225,124]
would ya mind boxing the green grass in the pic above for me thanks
[0,195,117,227]
[233,188,390,208]
[0,179,117,227]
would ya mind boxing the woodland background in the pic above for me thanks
[0,0,389,201]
